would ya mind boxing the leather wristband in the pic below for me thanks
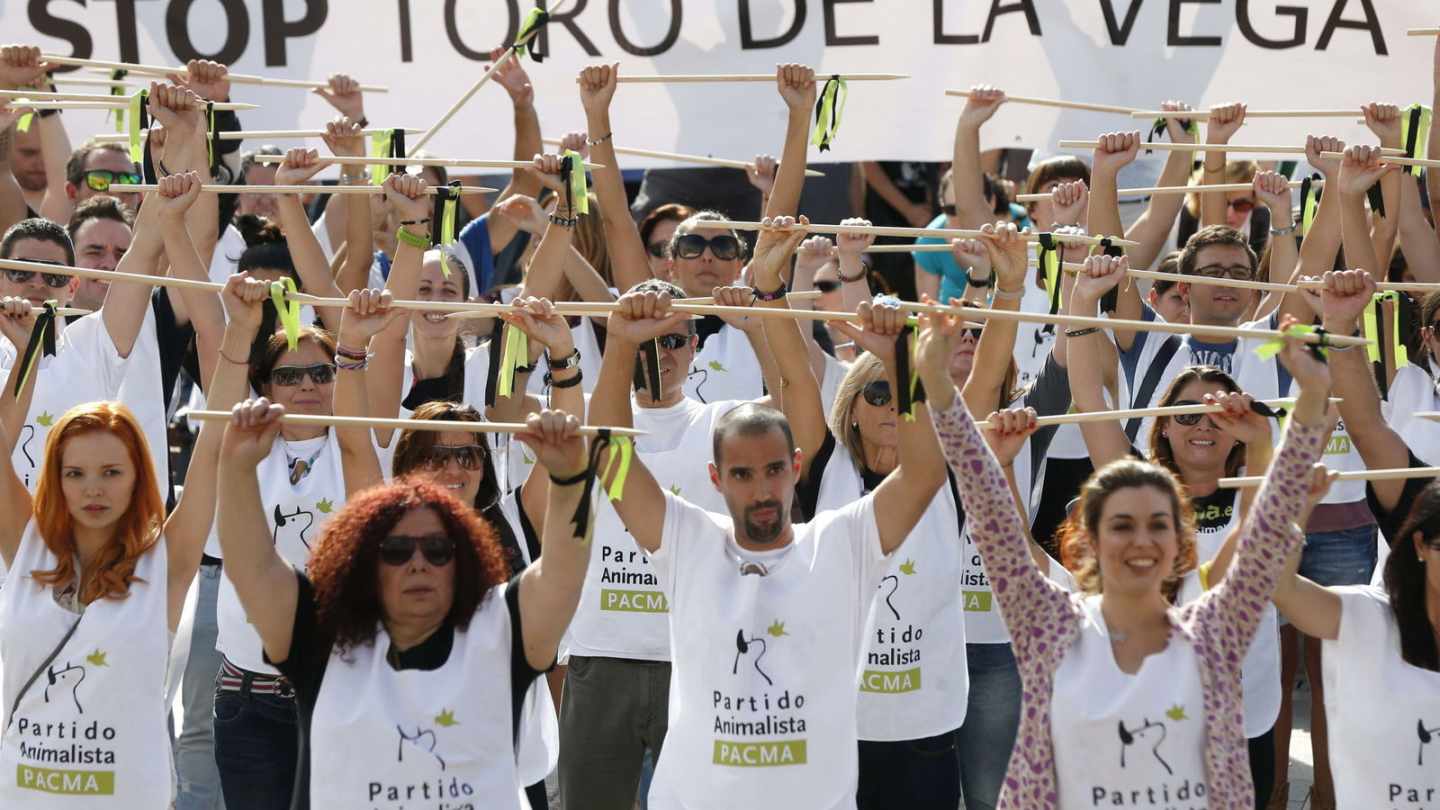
[965,270,994,289]
[753,283,788,302]
[547,369,583,389]
[547,347,582,370]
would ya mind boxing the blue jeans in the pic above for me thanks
[174,564,225,810]
[857,729,962,809]
[956,643,1020,810]
[213,687,300,810]
[1298,524,1378,586]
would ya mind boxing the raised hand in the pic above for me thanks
[776,63,816,113]
[166,59,230,102]
[711,285,764,333]
[1050,179,1090,227]
[1206,391,1272,446]
[958,84,1006,130]
[273,148,327,186]
[747,154,778,197]
[515,409,587,479]
[338,287,401,346]
[795,236,838,278]
[383,171,431,227]
[489,47,534,109]
[0,296,38,349]
[0,101,35,132]
[949,238,992,279]
[321,116,365,158]
[1337,144,1396,196]
[1306,135,1346,179]
[221,273,273,336]
[1205,102,1247,145]
[501,296,576,355]
[152,171,203,223]
[977,221,1029,290]
[222,398,286,468]
[750,216,809,288]
[557,130,589,161]
[836,217,876,256]
[1318,268,1376,328]
[314,74,364,120]
[494,194,549,236]
[1092,131,1140,176]
[530,153,568,195]
[1071,253,1128,310]
[831,298,906,365]
[1252,170,1293,217]
[1362,102,1402,149]
[1274,314,1332,396]
[0,45,52,90]
[607,289,690,345]
[578,63,618,115]
[981,407,1039,467]
[147,81,205,145]
[1161,100,1198,143]
[915,296,966,398]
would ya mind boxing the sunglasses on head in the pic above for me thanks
[1189,264,1254,281]
[1226,198,1255,214]
[646,242,669,259]
[83,169,142,193]
[673,234,741,261]
[1168,399,1215,427]
[815,279,841,293]
[422,443,485,472]
[3,266,70,288]
[656,333,691,351]
[268,363,337,387]
[378,534,456,567]
[861,379,892,407]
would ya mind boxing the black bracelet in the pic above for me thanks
[549,468,590,487]
[399,218,430,226]
[549,213,577,228]
[38,108,59,119]
[514,362,536,375]
[965,270,994,289]
[839,267,867,283]
[1064,327,1101,338]
[753,283,787,302]
[547,347,582,370]
[355,116,370,129]
[547,369,584,389]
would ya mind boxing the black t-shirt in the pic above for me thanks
[1192,486,1238,534]
[1367,449,1434,545]
[271,570,542,810]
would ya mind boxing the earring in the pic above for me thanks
[851,423,860,431]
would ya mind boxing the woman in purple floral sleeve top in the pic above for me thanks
[914,256,1332,809]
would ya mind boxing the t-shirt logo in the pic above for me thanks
[1419,717,1440,766]
[44,661,88,714]
[273,504,316,549]
[396,724,446,771]
[1117,714,1177,775]
[733,621,786,686]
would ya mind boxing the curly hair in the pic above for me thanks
[306,478,509,653]
[32,402,163,603]
[1058,458,1198,603]
[1386,481,1440,671]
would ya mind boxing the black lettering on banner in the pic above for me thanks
[609,0,681,56]
[1237,0,1306,49]
[983,0,1041,41]
[824,0,878,47]
[112,0,142,63]
[167,0,251,64]
[933,0,978,45]
[741,0,806,50]
[27,0,92,63]
[1099,0,1145,45]
[1168,0,1222,46]
[262,0,327,66]
[1316,0,1386,56]
[396,0,413,62]
[533,0,602,59]
[445,0,500,60]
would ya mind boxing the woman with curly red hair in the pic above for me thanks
[216,396,594,810]
[0,275,262,806]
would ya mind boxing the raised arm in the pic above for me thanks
[1083,133,1145,344]
[951,86,1006,229]
[492,47,542,205]
[1251,171,1297,322]
[1362,103,1404,269]
[365,173,431,430]
[1270,466,1345,640]
[958,222,1028,416]
[1396,149,1440,283]
[516,409,590,671]
[1064,255,1134,468]
[318,116,375,297]
[579,63,650,292]
[163,274,269,626]
[272,148,349,328]
[985,407,1060,571]
[1278,136,1347,321]
[0,47,55,226]
[0,299,39,566]
[1121,102,1198,272]
[1335,145,1397,281]
[513,154,576,302]
[308,73,368,256]
[216,399,300,664]
[334,288,400,495]
[1199,103,1247,227]
[764,64,816,219]
[589,290,690,553]
[0,106,28,233]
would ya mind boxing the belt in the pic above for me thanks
[218,658,294,699]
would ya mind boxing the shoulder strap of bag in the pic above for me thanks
[5,613,84,732]
[1125,335,1184,444]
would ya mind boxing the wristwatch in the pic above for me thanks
[1269,222,1297,237]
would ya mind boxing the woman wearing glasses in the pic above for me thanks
[0,273,259,807]
[215,387,594,810]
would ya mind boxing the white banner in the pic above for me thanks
[0,1,1432,166]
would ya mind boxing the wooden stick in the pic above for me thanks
[675,290,822,305]
[1221,466,1440,488]
[540,137,823,177]
[251,154,606,171]
[1413,412,1440,421]
[943,90,1137,115]
[91,128,426,143]
[109,183,498,195]
[1293,278,1440,294]
[1060,140,1405,156]
[411,50,515,153]
[44,54,389,92]
[615,73,908,83]
[0,89,152,102]
[0,258,224,293]
[1319,152,1440,171]
[1119,267,1296,293]
[975,397,1323,430]
[184,410,644,437]
[1406,28,1440,36]
[15,99,256,111]
[865,244,955,253]
[692,219,1139,248]
[50,78,136,88]
[39,307,92,318]
[1015,179,1320,203]
[1131,109,1363,120]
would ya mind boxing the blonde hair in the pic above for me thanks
[1185,160,1258,218]
[828,353,887,472]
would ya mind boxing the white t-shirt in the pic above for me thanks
[1322,586,1440,808]
[1385,365,1440,466]
[1052,596,1210,809]
[645,493,888,810]
[685,324,765,404]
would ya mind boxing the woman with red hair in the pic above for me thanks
[216,398,594,809]
[0,275,265,806]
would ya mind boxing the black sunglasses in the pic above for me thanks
[4,266,70,288]
[268,363,337,387]
[378,534,456,567]
[646,242,669,259]
[656,333,690,350]
[1168,399,1214,427]
[815,279,841,293]
[423,443,485,472]
[673,234,741,261]
[861,379,892,407]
